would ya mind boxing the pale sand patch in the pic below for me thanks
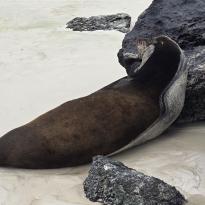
[0,0,204,204]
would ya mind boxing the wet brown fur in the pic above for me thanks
[0,37,181,168]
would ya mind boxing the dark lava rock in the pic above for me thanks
[117,0,205,123]
[66,13,131,33]
[179,47,205,122]
[84,156,186,205]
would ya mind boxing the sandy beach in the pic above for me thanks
[0,0,204,204]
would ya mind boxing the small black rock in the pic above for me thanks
[84,156,186,205]
[66,13,131,33]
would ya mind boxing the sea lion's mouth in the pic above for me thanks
[117,47,140,75]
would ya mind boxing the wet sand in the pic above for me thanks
[0,0,204,204]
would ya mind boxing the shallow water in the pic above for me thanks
[0,0,204,204]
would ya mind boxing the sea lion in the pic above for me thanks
[0,36,187,169]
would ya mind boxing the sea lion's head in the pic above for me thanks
[118,35,182,77]
[128,35,182,77]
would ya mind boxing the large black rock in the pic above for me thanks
[84,156,186,205]
[66,13,131,33]
[118,0,205,123]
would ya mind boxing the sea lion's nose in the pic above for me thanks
[118,49,142,75]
